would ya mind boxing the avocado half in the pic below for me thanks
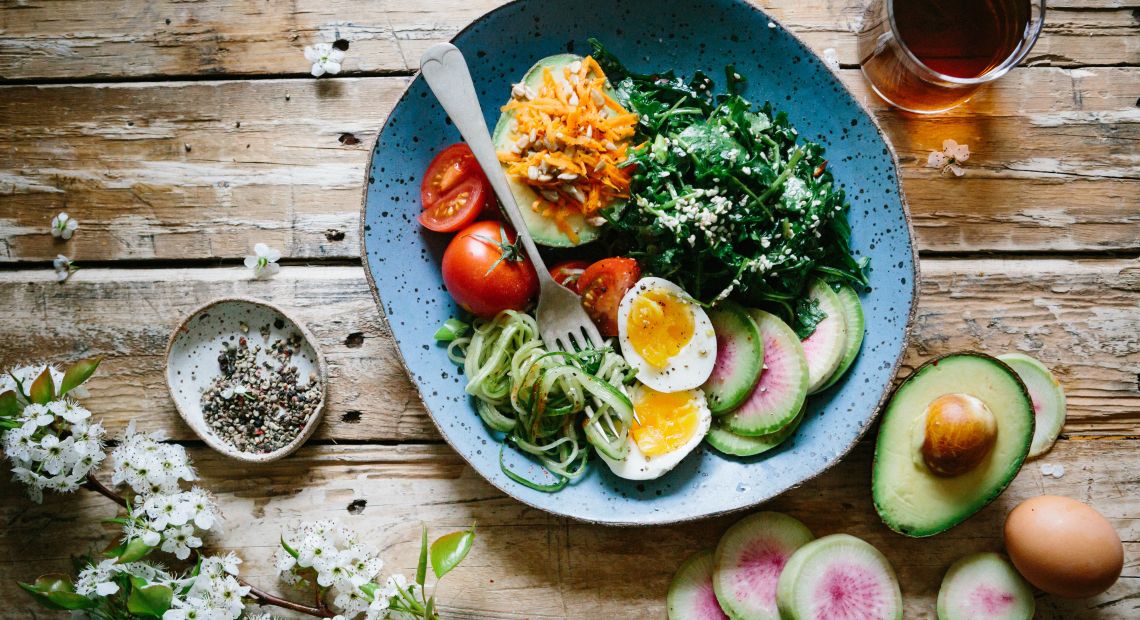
[491,54,623,247]
[872,352,1034,537]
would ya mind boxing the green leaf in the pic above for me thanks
[415,524,429,586]
[60,357,102,396]
[791,295,828,340]
[29,367,55,404]
[430,524,475,580]
[426,595,437,620]
[0,390,19,418]
[111,538,153,563]
[280,534,299,558]
[433,318,469,342]
[360,581,380,601]
[18,574,96,610]
[0,417,20,430]
[127,576,173,617]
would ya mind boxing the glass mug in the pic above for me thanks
[858,0,1046,113]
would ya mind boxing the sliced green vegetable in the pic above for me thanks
[434,318,470,342]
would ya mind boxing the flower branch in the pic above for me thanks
[3,359,476,619]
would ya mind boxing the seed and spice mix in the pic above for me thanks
[201,327,322,454]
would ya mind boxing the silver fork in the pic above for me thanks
[420,43,604,353]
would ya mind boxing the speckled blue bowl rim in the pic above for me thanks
[359,0,919,526]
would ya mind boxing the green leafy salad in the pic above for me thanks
[593,41,869,332]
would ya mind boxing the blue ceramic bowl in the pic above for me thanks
[361,0,917,525]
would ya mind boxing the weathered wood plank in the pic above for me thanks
[0,259,1135,442]
[0,1,1134,81]
[0,438,1135,618]
[1,68,1136,262]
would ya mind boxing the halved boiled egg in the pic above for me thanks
[600,384,712,480]
[617,277,717,393]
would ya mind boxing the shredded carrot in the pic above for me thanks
[496,56,637,242]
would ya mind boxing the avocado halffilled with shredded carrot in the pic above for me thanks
[496,56,637,244]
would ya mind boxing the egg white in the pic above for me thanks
[617,277,717,393]
[600,384,712,481]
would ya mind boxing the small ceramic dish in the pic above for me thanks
[165,297,327,462]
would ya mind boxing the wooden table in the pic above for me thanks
[0,1,1136,618]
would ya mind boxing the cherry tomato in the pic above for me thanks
[419,176,487,232]
[420,144,494,232]
[578,258,641,337]
[442,221,538,318]
[549,260,591,293]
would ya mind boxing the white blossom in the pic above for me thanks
[51,212,78,240]
[53,254,77,282]
[75,558,173,598]
[111,420,196,497]
[304,43,345,77]
[926,138,970,177]
[1,396,105,503]
[161,554,251,620]
[161,524,203,560]
[244,243,281,279]
[277,519,390,616]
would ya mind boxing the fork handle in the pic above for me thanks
[419,43,554,283]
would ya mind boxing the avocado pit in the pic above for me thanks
[920,393,997,477]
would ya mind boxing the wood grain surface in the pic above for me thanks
[1,67,1137,262]
[0,0,1137,618]
[1,0,1135,81]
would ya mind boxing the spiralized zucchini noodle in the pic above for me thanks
[447,310,636,491]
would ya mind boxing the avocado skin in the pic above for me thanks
[871,352,1034,537]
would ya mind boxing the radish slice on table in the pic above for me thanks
[937,552,1034,620]
[776,534,902,620]
[668,549,730,620]
[997,353,1066,458]
[713,511,814,620]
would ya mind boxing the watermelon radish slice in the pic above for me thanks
[668,549,730,620]
[776,534,902,620]
[713,511,814,620]
[703,302,764,415]
[706,404,805,457]
[937,552,1034,620]
[816,285,865,393]
[722,310,809,436]
[997,353,1066,458]
[800,280,848,394]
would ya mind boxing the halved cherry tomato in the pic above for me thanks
[549,260,591,294]
[419,176,487,232]
[578,257,641,337]
[420,144,494,232]
[442,221,538,318]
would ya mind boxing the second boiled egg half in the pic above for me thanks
[617,277,717,393]
[600,383,712,480]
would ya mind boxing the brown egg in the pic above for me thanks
[1004,495,1123,598]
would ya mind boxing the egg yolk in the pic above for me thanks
[631,388,700,457]
[626,288,694,368]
